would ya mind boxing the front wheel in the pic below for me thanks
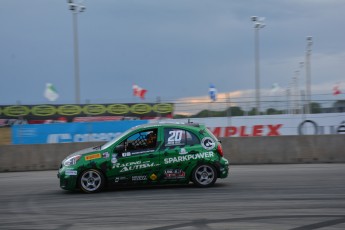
[79,169,105,193]
[192,164,217,187]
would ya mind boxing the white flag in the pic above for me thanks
[270,83,282,95]
[44,83,59,101]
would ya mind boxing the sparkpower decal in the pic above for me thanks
[164,152,214,164]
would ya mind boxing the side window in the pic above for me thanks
[118,129,158,155]
[164,128,199,147]
[186,131,199,145]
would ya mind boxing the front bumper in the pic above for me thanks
[58,167,79,191]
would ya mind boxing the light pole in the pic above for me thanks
[67,0,86,104]
[293,61,304,114]
[292,71,298,114]
[305,36,312,113]
[251,16,265,115]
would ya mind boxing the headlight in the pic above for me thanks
[63,155,81,167]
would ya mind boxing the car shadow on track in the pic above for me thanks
[57,181,229,195]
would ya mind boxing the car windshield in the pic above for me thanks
[101,127,135,150]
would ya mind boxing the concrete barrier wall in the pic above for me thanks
[1,135,344,172]
[219,135,345,164]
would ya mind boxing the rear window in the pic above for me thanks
[205,128,219,142]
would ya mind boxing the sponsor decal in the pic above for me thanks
[201,137,215,150]
[164,169,185,179]
[150,173,158,181]
[111,154,118,164]
[85,153,101,161]
[113,160,159,172]
[179,148,188,155]
[65,170,78,176]
[114,176,128,183]
[122,152,132,157]
[122,150,154,157]
[132,175,147,181]
[164,151,214,164]
[102,152,110,158]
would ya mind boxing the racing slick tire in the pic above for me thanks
[192,164,217,187]
[79,169,105,193]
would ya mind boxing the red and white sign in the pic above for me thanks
[209,124,283,137]
[161,113,345,137]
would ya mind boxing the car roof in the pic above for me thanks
[133,122,204,130]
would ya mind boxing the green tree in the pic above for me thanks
[225,106,244,116]
[266,108,282,115]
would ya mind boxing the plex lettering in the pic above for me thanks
[210,124,283,137]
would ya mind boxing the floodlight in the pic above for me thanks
[69,4,76,11]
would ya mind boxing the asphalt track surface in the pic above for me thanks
[0,164,344,230]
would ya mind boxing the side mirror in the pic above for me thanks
[114,145,125,153]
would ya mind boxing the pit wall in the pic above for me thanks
[0,135,344,172]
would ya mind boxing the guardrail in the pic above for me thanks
[1,135,344,172]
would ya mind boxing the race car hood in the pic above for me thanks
[64,146,101,159]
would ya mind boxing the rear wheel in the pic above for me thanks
[79,169,105,193]
[192,164,217,187]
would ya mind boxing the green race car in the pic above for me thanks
[58,122,229,193]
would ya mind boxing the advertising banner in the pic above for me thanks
[166,113,345,137]
[0,103,173,126]
[11,113,345,145]
[12,120,148,144]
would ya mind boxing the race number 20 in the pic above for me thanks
[167,130,183,145]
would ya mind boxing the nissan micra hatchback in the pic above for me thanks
[58,122,229,193]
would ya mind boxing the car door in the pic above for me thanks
[159,127,201,183]
[108,128,161,185]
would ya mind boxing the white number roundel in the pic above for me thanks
[201,137,215,150]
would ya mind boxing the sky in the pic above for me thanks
[0,0,344,113]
